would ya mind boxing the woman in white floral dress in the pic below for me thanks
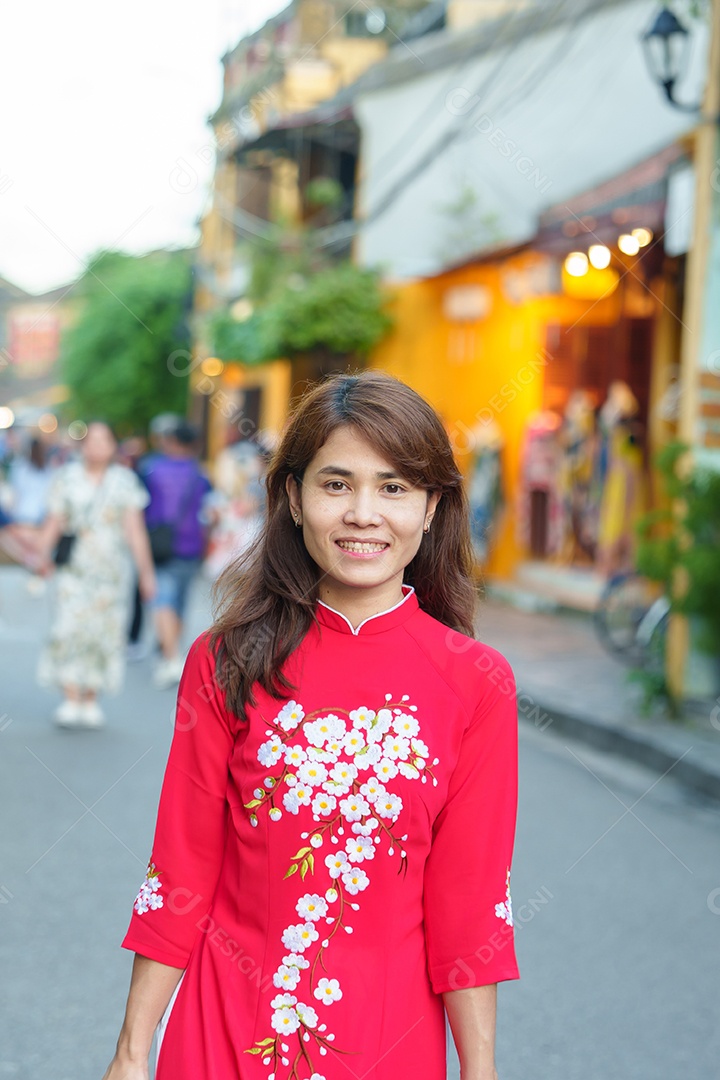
[38,422,156,728]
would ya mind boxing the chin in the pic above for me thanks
[342,569,398,591]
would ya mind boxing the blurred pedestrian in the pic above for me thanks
[143,421,211,689]
[119,435,151,662]
[37,422,156,728]
[6,436,55,589]
[139,413,183,477]
[202,434,266,579]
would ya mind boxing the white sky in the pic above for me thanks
[0,0,287,295]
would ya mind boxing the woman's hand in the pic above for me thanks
[105,954,183,1080]
[138,567,156,604]
[100,1052,149,1080]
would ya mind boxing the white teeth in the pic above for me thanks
[337,541,387,553]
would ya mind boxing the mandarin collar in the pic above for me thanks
[315,586,418,637]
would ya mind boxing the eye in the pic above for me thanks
[324,480,348,492]
[383,483,405,495]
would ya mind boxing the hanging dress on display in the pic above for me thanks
[517,412,564,559]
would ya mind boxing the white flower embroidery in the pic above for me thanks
[247,694,440,1077]
[281,922,320,952]
[296,1002,319,1028]
[360,776,384,802]
[375,791,403,820]
[339,793,370,821]
[296,893,328,922]
[349,706,375,729]
[271,1005,300,1034]
[351,817,378,836]
[392,712,419,738]
[495,869,514,927]
[495,900,513,926]
[258,736,283,767]
[282,784,313,815]
[397,760,421,780]
[324,737,344,759]
[375,757,399,781]
[283,952,310,969]
[274,965,302,991]
[277,701,305,732]
[133,862,163,915]
[411,737,429,759]
[313,977,343,1005]
[345,836,375,863]
[324,851,349,879]
[305,714,345,747]
[341,866,369,895]
[298,761,328,786]
[312,792,337,817]
[382,734,411,760]
[284,744,307,767]
[363,709,392,744]
[343,729,366,754]
[271,992,298,1009]
[328,762,357,788]
[355,742,382,770]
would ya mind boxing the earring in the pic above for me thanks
[294,514,302,528]
[424,521,431,534]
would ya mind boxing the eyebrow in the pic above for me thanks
[315,465,401,480]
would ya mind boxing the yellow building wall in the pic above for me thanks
[199,359,292,466]
[370,252,623,580]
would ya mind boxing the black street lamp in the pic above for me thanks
[642,6,698,111]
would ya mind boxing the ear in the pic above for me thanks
[286,473,302,520]
[425,490,441,529]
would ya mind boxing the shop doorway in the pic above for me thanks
[543,318,654,424]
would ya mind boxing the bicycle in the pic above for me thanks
[594,572,670,673]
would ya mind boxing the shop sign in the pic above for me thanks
[501,259,561,304]
[442,284,493,322]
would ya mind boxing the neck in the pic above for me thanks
[84,462,108,478]
[318,578,406,630]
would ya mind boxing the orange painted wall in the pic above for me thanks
[369,251,624,579]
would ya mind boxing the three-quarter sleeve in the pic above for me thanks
[121,636,235,969]
[423,650,519,993]
[119,466,150,512]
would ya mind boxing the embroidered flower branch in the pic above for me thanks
[495,867,513,927]
[244,693,438,1080]
[133,861,163,915]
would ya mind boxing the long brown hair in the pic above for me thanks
[212,372,476,720]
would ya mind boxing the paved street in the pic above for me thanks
[1,565,719,1080]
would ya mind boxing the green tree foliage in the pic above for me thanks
[62,250,192,433]
[211,260,392,365]
[636,442,720,654]
[210,175,392,367]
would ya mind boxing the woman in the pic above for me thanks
[104,374,519,1080]
[38,421,156,728]
[0,437,53,573]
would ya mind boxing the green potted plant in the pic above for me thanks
[636,441,720,701]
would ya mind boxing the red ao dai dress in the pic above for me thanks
[122,587,519,1079]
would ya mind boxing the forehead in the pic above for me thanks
[85,424,115,446]
[308,426,398,475]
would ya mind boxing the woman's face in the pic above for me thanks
[82,423,117,467]
[287,425,439,604]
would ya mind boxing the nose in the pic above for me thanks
[342,486,383,528]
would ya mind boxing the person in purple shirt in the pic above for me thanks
[143,422,212,689]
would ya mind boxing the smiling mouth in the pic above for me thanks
[336,540,389,554]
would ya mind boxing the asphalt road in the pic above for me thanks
[1,566,718,1080]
